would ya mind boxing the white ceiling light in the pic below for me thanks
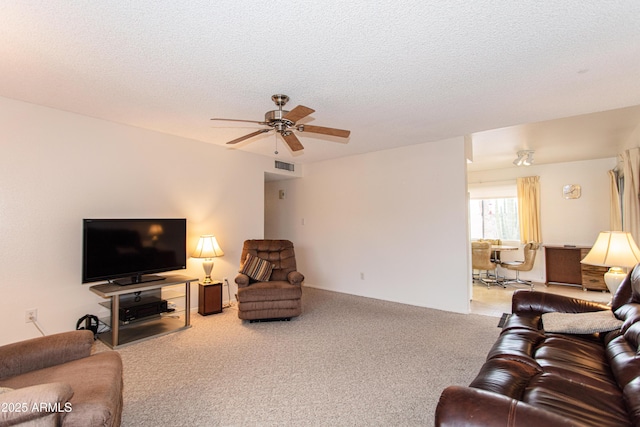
[513,150,534,166]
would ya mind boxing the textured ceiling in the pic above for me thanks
[2,1,640,167]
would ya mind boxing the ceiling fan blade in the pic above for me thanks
[283,105,315,123]
[296,124,351,139]
[281,132,304,152]
[226,129,270,145]
[211,118,268,125]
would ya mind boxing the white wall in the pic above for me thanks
[0,97,276,345]
[266,138,471,313]
[468,157,617,282]
[622,123,640,151]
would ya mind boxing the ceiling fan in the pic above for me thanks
[211,94,351,152]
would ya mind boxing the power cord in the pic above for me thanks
[223,278,234,308]
[27,312,47,336]
[96,318,110,335]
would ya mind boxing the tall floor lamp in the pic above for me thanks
[192,235,224,283]
[581,231,640,300]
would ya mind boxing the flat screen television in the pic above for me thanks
[82,218,187,285]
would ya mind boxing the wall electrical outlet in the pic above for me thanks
[25,309,37,323]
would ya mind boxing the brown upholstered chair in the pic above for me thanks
[471,241,501,288]
[235,239,303,322]
[501,242,540,289]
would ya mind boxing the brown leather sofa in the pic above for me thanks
[235,239,304,321]
[0,330,123,426]
[436,264,640,427]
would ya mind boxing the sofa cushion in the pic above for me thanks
[536,334,619,390]
[239,253,273,282]
[0,330,94,381]
[607,333,640,390]
[0,383,73,426]
[500,313,541,333]
[469,358,541,399]
[487,329,545,366]
[624,377,640,426]
[616,303,640,333]
[542,310,623,334]
[0,351,123,427]
[236,281,302,302]
[524,373,630,427]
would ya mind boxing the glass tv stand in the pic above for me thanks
[89,275,197,348]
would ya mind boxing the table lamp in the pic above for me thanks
[192,235,224,283]
[581,231,640,297]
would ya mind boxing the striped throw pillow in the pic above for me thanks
[240,253,273,282]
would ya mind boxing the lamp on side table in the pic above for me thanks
[192,235,225,315]
[192,235,224,283]
[581,231,640,301]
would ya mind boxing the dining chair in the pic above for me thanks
[471,241,502,288]
[500,242,540,290]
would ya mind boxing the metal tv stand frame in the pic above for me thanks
[89,274,197,348]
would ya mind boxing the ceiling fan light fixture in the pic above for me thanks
[211,94,351,153]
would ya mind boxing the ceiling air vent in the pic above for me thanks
[275,160,295,172]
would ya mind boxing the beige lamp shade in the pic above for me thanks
[581,231,640,299]
[580,231,640,268]
[192,235,224,259]
[192,235,224,284]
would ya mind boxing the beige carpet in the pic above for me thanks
[101,287,500,426]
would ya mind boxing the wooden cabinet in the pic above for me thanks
[544,245,608,291]
[198,281,223,315]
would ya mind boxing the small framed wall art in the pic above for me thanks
[563,184,581,199]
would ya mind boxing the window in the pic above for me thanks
[469,198,520,240]
[468,181,520,241]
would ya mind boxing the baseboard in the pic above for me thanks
[303,283,356,296]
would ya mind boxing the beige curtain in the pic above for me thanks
[517,176,542,244]
[622,148,640,243]
[609,170,623,231]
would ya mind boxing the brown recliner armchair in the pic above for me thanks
[235,239,304,322]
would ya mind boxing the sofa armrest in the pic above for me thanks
[0,382,73,425]
[287,271,304,286]
[235,273,250,288]
[512,289,610,316]
[435,386,584,426]
[0,331,94,380]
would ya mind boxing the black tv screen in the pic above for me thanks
[82,218,187,285]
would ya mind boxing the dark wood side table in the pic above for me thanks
[198,281,223,315]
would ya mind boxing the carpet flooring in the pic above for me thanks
[100,287,501,426]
